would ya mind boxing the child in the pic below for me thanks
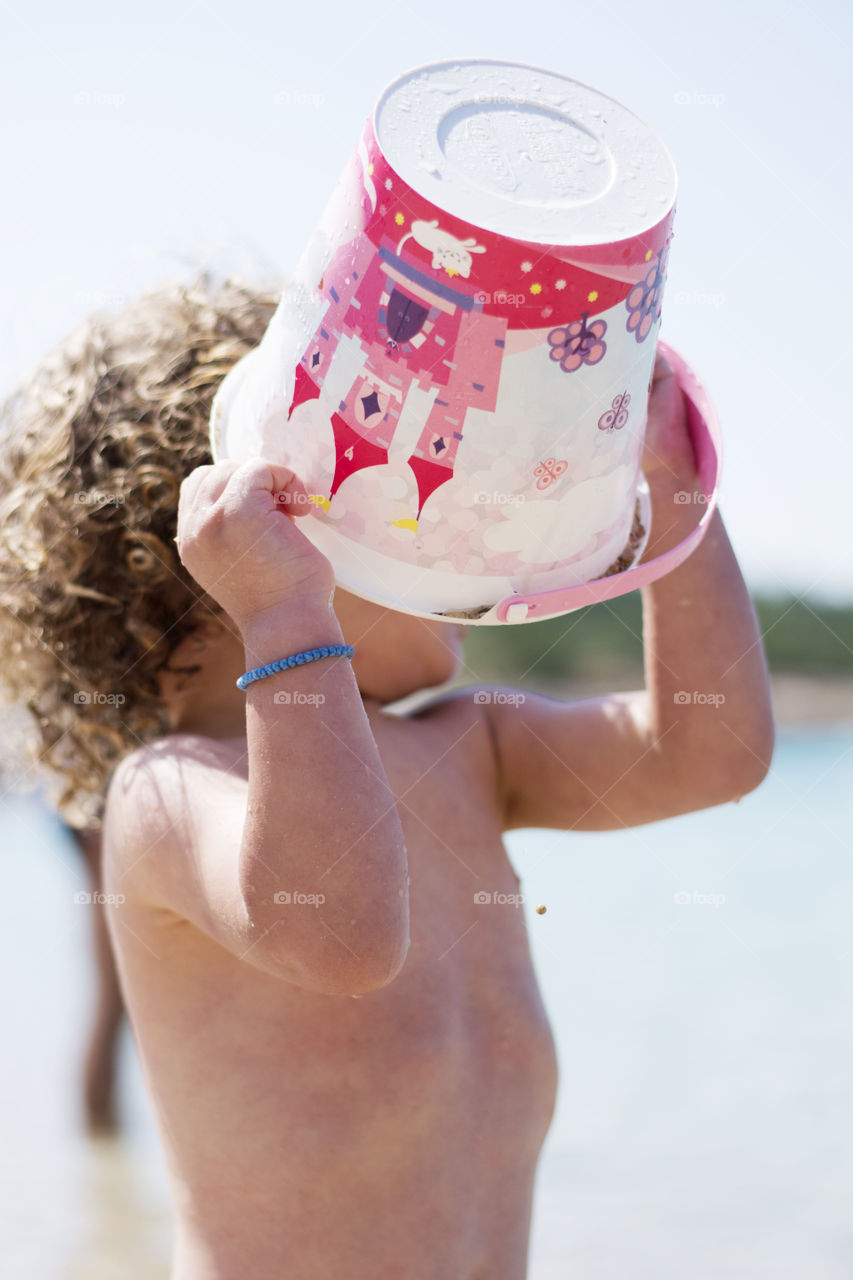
[0,275,774,1279]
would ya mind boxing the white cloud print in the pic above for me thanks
[483,466,630,565]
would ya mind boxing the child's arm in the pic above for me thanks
[484,351,776,831]
[105,460,409,996]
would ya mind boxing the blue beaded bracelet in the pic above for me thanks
[236,644,354,691]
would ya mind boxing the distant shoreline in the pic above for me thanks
[765,673,853,728]
[445,671,853,730]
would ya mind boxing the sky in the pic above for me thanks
[2,0,850,601]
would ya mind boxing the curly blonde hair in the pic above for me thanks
[0,274,279,831]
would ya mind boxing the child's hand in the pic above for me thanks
[641,347,700,492]
[175,459,335,629]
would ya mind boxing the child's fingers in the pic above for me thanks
[207,459,309,518]
[642,347,697,479]
[200,461,243,507]
[649,347,676,390]
[177,461,306,540]
[655,348,675,377]
[176,464,224,545]
[179,461,239,513]
[273,470,314,518]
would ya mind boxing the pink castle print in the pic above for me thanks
[284,118,673,535]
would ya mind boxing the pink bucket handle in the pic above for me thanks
[494,340,723,623]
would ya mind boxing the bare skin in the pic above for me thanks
[71,824,125,1133]
[102,352,775,1279]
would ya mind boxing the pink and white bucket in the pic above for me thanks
[211,59,721,624]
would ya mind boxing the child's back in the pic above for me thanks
[107,699,558,1279]
[1,278,774,1279]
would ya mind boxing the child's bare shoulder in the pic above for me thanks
[103,733,247,899]
[106,732,244,819]
[399,683,499,741]
[399,683,505,782]
[405,681,521,736]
